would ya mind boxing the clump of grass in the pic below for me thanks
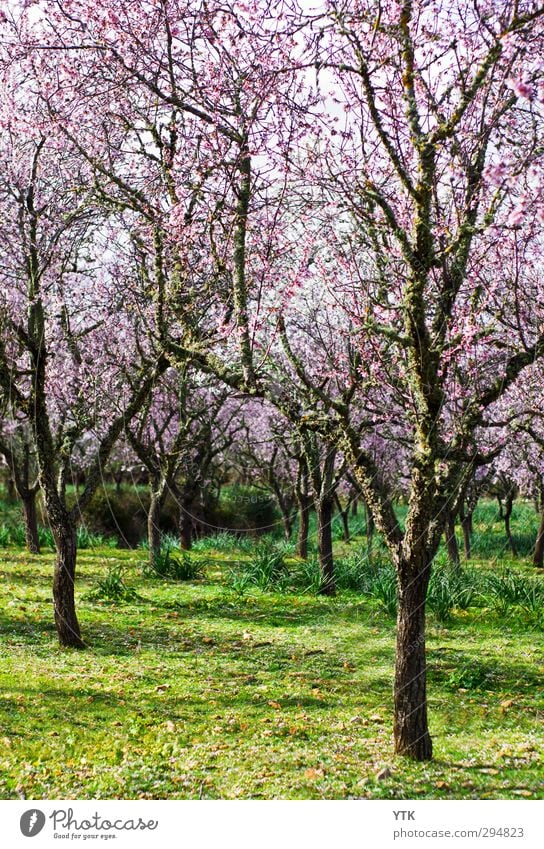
[227,539,289,593]
[295,557,322,594]
[85,563,140,603]
[0,522,116,550]
[143,546,203,581]
[76,526,117,549]
[427,566,482,622]
[0,525,12,547]
[193,531,255,554]
[445,658,501,691]
[367,568,398,616]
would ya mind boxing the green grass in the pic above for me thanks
[0,528,543,800]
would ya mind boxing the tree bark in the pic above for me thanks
[21,489,40,554]
[459,502,472,560]
[317,497,335,596]
[6,477,17,502]
[504,494,517,556]
[278,500,293,541]
[533,484,544,569]
[51,512,84,648]
[394,558,433,760]
[444,510,460,569]
[148,489,163,566]
[179,503,193,551]
[296,493,311,559]
[334,493,350,543]
[365,501,375,558]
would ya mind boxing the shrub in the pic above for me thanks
[205,485,279,535]
[79,488,178,547]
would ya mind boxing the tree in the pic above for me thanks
[127,366,242,559]
[12,0,544,758]
[0,413,41,553]
[0,104,165,645]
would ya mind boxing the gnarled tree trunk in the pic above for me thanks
[21,489,40,555]
[533,481,544,569]
[295,457,311,560]
[334,493,350,543]
[365,500,375,558]
[317,497,335,596]
[179,501,194,550]
[394,555,433,760]
[296,493,311,559]
[51,510,84,648]
[504,494,517,556]
[148,489,163,567]
[459,501,472,560]
[444,510,460,569]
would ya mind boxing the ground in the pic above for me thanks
[0,504,543,800]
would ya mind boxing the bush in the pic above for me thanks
[79,488,178,547]
[205,485,279,535]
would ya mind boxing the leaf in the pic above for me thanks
[304,768,325,780]
[268,700,282,709]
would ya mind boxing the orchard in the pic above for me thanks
[0,0,543,799]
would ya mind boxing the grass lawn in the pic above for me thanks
[0,504,543,800]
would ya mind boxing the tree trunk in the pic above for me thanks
[280,505,293,541]
[394,559,432,760]
[21,490,40,555]
[52,514,84,648]
[297,493,311,560]
[334,494,350,543]
[351,497,358,516]
[533,499,544,569]
[6,476,17,502]
[365,501,375,557]
[148,490,162,567]
[504,497,517,556]
[317,497,335,596]
[459,501,472,560]
[179,503,193,551]
[444,511,460,569]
